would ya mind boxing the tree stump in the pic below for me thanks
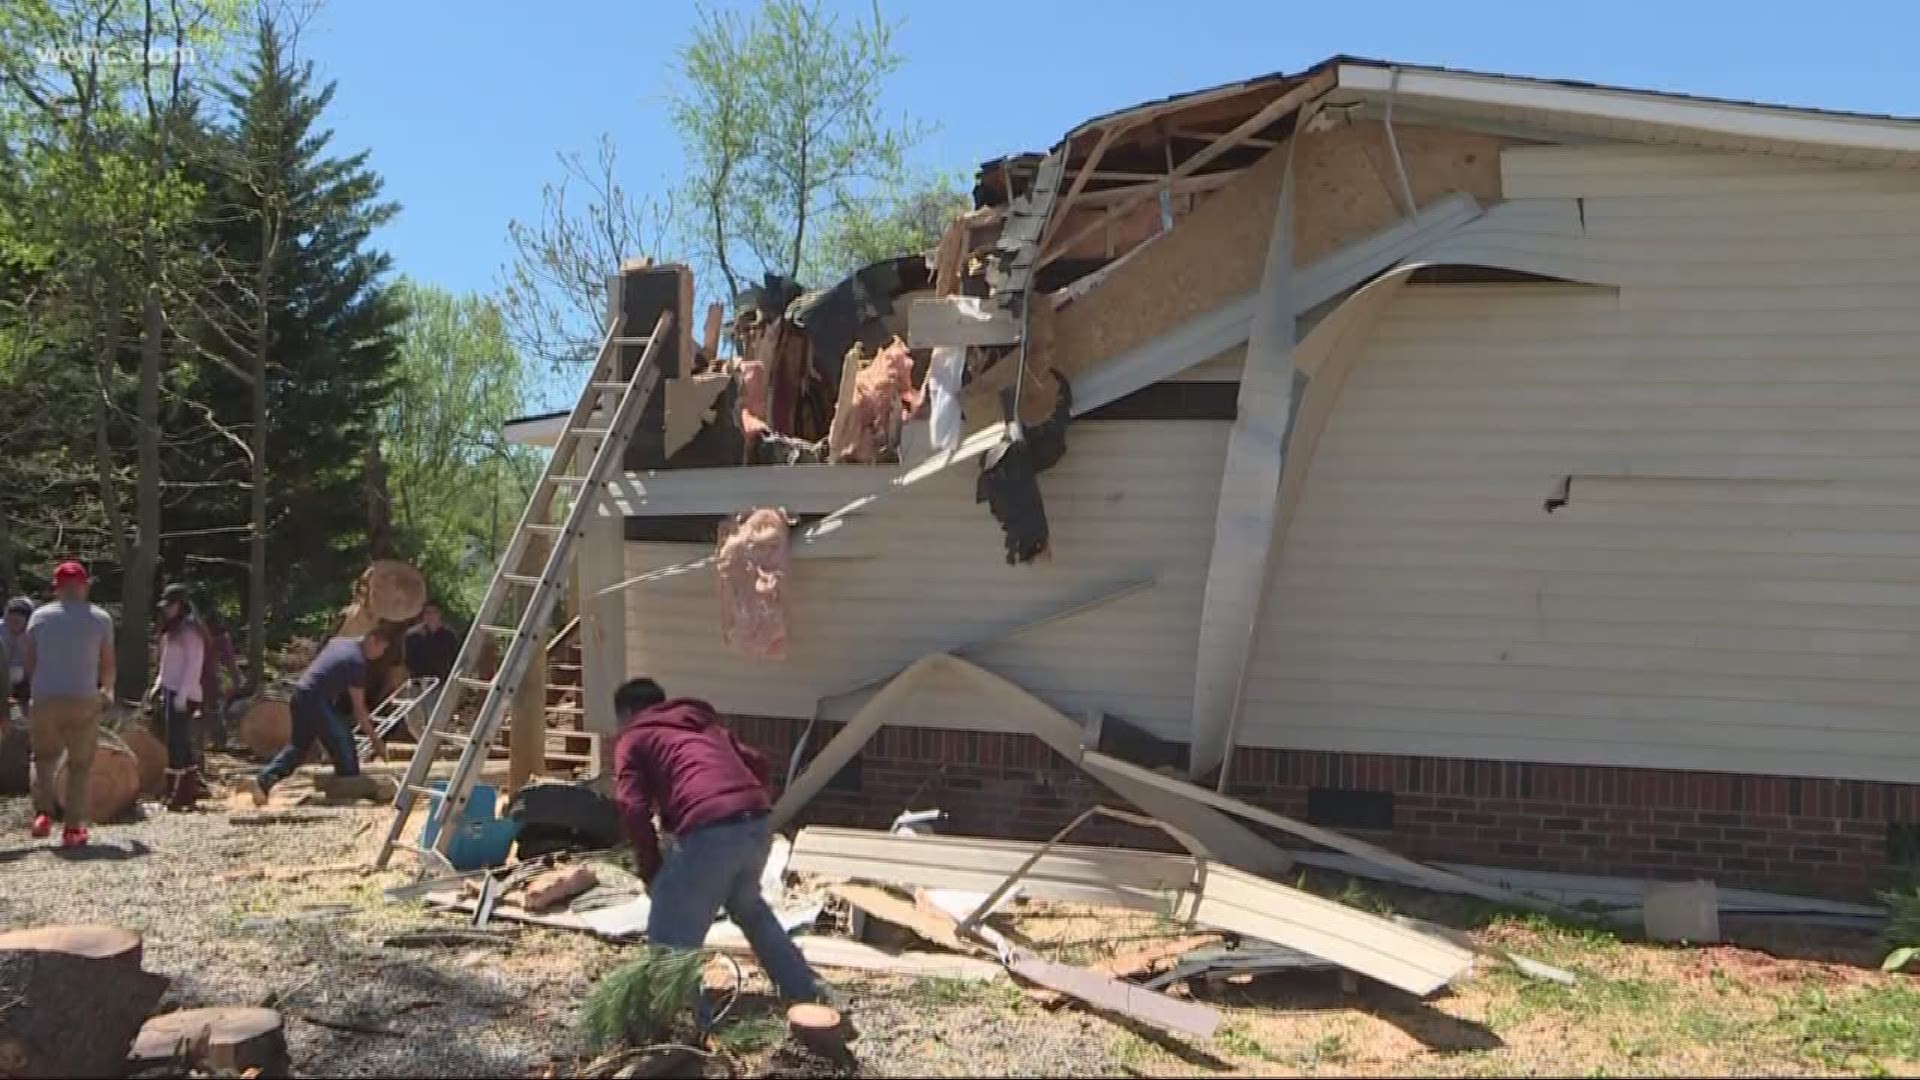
[120,725,167,797]
[0,925,169,1079]
[52,732,140,823]
[128,1007,289,1078]
[786,1002,849,1057]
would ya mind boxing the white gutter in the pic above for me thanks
[1337,62,1920,159]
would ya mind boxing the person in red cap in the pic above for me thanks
[21,561,116,847]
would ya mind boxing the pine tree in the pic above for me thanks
[181,18,404,646]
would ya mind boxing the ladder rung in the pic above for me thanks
[544,475,593,486]
[568,428,613,438]
[590,382,627,391]
[402,783,444,799]
[479,623,519,636]
[526,524,567,535]
[612,336,651,345]
[429,730,473,745]
[502,573,542,587]
[545,705,585,715]
[455,676,494,692]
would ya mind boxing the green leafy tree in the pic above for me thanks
[381,280,541,617]
[669,0,938,294]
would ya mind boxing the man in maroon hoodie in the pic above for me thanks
[612,678,820,1007]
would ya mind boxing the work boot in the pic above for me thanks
[165,768,201,812]
[29,813,51,838]
[184,767,211,802]
[60,826,87,849]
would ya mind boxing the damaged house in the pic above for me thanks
[510,57,1920,899]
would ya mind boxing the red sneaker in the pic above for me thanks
[29,814,51,838]
[60,826,87,849]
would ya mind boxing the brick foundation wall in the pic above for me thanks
[732,715,1920,901]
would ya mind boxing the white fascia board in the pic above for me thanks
[1337,62,1920,158]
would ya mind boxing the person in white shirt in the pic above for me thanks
[151,583,206,811]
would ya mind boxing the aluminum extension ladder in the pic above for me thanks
[375,312,671,870]
[355,676,441,761]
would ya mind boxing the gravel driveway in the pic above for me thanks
[0,785,1128,1078]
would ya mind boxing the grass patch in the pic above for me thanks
[1214,1024,1283,1064]
[1778,983,1920,1071]
[905,976,1023,1013]
[1110,1031,1153,1069]
[1295,1032,1352,1070]
[1488,912,1628,966]
[712,1012,786,1055]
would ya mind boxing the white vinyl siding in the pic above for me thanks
[623,420,1226,737]
[1244,144,1920,783]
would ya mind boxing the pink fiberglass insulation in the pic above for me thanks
[833,338,919,463]
[716,507,791,660]
[738,359,772,441]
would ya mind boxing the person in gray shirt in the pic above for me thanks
[22,561,115,848]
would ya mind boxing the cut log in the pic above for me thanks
[786,1002,848,1056]
[0,924,144,966]
[129,1007,289,1078]
[121,725,167,797]
[0,925,168,1079]
[238,695,316,763]
[52,732,140,823]
[521,865,598,912]
[356,560,427,624]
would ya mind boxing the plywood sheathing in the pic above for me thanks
[964,121,1515,430]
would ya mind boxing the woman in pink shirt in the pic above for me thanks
[151,583,206,810]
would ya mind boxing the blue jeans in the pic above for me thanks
[257,693,360,791]
[160,691,196,770]
[647,814,818,1012]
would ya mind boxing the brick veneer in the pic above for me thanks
[731,715,1916,900]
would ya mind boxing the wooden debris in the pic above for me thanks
[907,296,1021,348]
[1005,948,1222,1038]
[1026,934,1222,1007]
[383,929,515,950]
[0,925,169,1079]
[522,865,599,912]
[715,936,1001,982]
[129,1007,289,1078]
[830,884,981,955]
[311,773,396,804]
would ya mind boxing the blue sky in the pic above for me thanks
[299,0,1920,300]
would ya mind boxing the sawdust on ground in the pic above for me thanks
[7,769,1920,1078]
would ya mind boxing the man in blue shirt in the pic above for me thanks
[247,632,389,806]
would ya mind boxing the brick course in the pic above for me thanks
[732,715,1913,900]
